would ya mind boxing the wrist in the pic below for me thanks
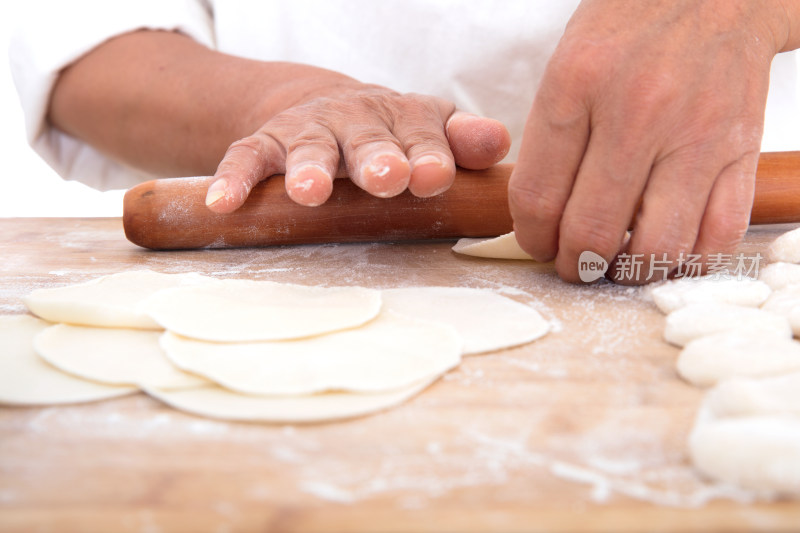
[771,0,800,52]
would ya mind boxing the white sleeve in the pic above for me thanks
[9,0,216,191]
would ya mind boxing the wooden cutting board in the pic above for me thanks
[1,217,799,533]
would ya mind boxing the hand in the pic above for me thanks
[205,85,510,212]
[508,0,797,284]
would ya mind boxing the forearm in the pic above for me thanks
[48,30,361,176]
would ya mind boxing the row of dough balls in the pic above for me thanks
[0,271,550,423]
[651,227,800,496]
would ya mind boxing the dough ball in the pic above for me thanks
[689,411,800,495]
[34,324,207,389]
[767,227,800,263]
[760,284,800,336]
[381,286,550,354]
[705,372,800,418]
[143,379,434,423]
[452,232,533,260]
[23,270,214,329]
[650,276,770,314]
[160,311,461,395]
[758,262,800,290]
[143,279,382,342]
[677,332,800,387]
[663,303,791,347]
[0,315,136,405]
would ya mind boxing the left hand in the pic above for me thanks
[206,86,511,213]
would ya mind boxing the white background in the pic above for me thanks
[0,14,123,218]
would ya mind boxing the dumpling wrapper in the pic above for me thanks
[160,310,461,395]
[381,286,550,354]
[452,232,533,260]
[143,279,382,342]
[0,315,136,405]
[143,379,435,423]
[23,270,214,329]
[35,324,207,389]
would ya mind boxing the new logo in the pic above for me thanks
[578,251,608,283]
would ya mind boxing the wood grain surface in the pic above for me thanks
[1,218,799,533]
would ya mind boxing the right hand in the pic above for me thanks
[205,85,511,212]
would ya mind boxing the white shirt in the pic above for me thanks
[10,0,800,191]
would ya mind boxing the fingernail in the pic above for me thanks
[413,154,446,169]
[286,165,333,207]
[205,180,227,206]
[366,156,393,179]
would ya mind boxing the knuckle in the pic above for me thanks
[398,93,455,120]
[560,211,623,258]
[650,230,696,258]
[548,40,608,87]
[508,181,565,225]
[701,213,749,251]
[226,136,264,155]
[401,128,450,152]
[285,130,338,154]
[624,71,680,114]
[344,129,401,153]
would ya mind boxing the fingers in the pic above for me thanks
[446,111,511,170]
[609,151,717,284]
[507,81,591,263]
[554,135,655,283]
[690,152,758,263]
[340,95,453,199]
[340,132,411,199]
[398,109,512,198]
[207,89,513,213]
[283,127,339,206]
[205,134,284,214]
[606,150,757,285]
[392,101,456,198]
[341,105,512,199]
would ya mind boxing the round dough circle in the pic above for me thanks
[160,310,461,395]
[23,270,213,329]
[144,379,434,423]
[143,279,382,342]
[381,286,550,354]
[0,315,136,405]
[34,324,206,389]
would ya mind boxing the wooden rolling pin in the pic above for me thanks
[124,151,800,250]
